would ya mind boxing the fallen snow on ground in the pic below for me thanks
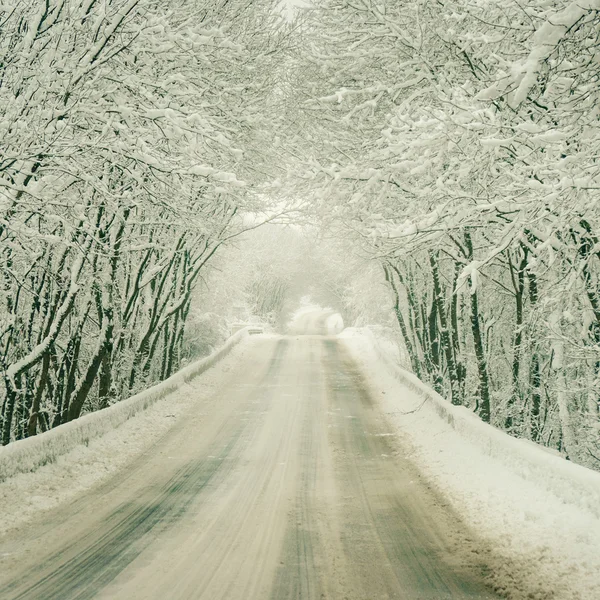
[0,339,252,538]
[286,296,329,325]
[341,327,600,600]
[287,297,344,334]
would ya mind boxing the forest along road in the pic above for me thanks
[0,335,498,600]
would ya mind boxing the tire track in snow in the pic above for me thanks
[321,339,496,600]
[0,340,290,600]
[268,340,324,599]
[0,335,500,600]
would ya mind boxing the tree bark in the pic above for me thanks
[383,263,421,377]
[464,231,491,423]
[430,252,461,404]
[527,268,542,440]
[551,309,578,460]
[27,351,50,437]
[505,245,528,430]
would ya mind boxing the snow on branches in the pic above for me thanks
[0,0,286,444]
[293,0,600,468]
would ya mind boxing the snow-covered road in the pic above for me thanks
[0,335,497,600]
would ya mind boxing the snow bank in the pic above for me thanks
[286,297,344,335]
[342,327,600,599]
[344,327,600,519]
[0,327,251,483]
[325,312,344,334]
[286,297,328,325]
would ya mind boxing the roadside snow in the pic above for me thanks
[342,327,600,600]
[287,296,328,323]
[287,297,344,334]
[0,328,250,483]
[325,312,344,334]
[0,338,253,538]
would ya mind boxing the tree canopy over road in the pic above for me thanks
[1,0,599,471]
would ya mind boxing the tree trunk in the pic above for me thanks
[383,263,421,377]
[527,269,542,440]
[58,335,82,426]
[1,376,18,445]
[551,309,578,460]
[450,262,466,399]
[575,219,600,419]
[464,231,491,422]
[98,347,113,409]
[505,245,528,430]
[430,252,461,404]
[67,324,110,422]
[27,351,50,437]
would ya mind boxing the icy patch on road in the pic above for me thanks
[342,328,600,600]
[0,339,253,538]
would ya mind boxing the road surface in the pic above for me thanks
[0,333,497,599]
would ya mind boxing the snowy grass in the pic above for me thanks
[341,327,600,600]
[0,327,250,484]
[0,333,254,537]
